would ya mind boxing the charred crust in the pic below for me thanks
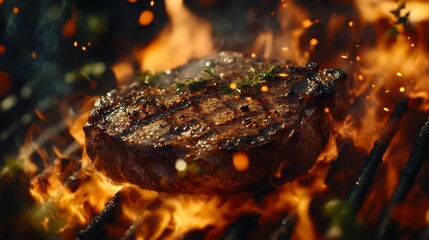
[84,51,347,195]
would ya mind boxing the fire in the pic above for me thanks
[134,0,213,72]
[15,0,429,239]
[20,102,123,235]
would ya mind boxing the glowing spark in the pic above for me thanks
[302,19,319,28]
[128,0,138,3]
[371,84,375,88]
[81,46,87,51]
[365,96,370,100]
[383,107,389,112]
[324,107,330,113]
[233,152,249,172]
[399,87,405,93]
[13,7,19,15]
[35,108,47,121]
[150,0,154,6]
[356,56,361,61]
[348,21,354,27]
[310,38,318,46]
[385,90,390,93]
[245,97,252,101]
[281,47,289,51]
[175,159,187,172]
[0,44,5,55]
[358,74,364,81]
[411,43,415,47]
[340,54,348,59]
[31,52,37,59]
[251,53,256,58]
[260,85,269,92]
[277,73,289,77]
[87,42,92,47]
[139,10,154,26]
[396,72,403,77]
[73,41,78,47]
[229,83,237,90]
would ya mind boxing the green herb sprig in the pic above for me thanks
[235,65,282,92]
[387,1,411,42]
[176,67,220,92]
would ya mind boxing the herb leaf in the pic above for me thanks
[235,65,282,90]
[176,67,220,92]
[388,1,411,42]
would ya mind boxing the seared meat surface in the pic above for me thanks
[84,52,346,195]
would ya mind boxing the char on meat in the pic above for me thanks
[84,52,346,195]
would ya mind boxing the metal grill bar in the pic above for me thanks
[376,116,429,240]
[347,98,408,213]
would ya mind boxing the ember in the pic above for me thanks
[0,0,428,239]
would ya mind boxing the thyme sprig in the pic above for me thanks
[387,1,411,41]
[235,65,282,92]
[176,67,220,92]
[175,65,284,94]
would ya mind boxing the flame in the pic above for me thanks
[22,103,123,236]
[134,0,213,72]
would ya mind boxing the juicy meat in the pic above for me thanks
[84,52,347,195]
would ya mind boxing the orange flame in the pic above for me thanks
[134,0,213,72]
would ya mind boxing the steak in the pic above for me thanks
[84,52,347,195]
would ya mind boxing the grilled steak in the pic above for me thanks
[84,52,347,195]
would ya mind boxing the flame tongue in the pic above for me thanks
[136,0,213,72]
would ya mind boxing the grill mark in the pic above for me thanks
[118,96,199,137]
[163,113,198,148]
[193,99,220,134]
[97,55,334,145]
[254,96,276,121]
[219,95,241,116]
[204,94,241,137]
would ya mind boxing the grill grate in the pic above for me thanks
[70,99,429,240]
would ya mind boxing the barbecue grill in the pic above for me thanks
[1,0,428,239]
